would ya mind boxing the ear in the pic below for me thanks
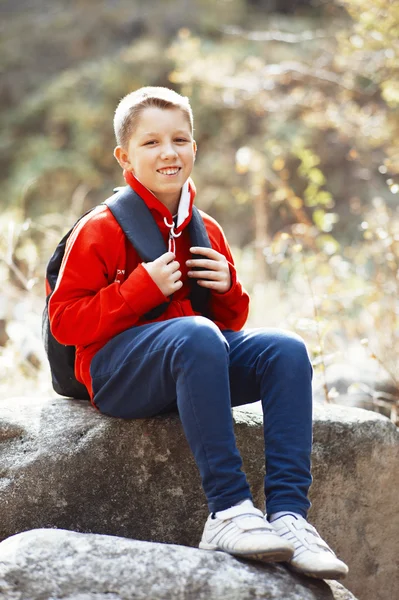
[114,146,134,172]
[193,140,197,160]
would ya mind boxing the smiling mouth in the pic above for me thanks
[157,167,181,176]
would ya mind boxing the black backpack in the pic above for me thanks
[42,185,211,400]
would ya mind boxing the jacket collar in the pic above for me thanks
[123,170,196,234]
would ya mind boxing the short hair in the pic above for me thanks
[113,86,194,149]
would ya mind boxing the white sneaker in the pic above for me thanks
[271,514,349,579]
[199,500,295,563]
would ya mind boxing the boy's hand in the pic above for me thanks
[186,247,232,294]
[142,252,182,297]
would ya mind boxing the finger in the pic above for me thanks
[158,252,176,264]
[167,260,180,272]
[190,246,221,260]
[196,279,225,290]
[172,270,182,282]
[188,270,223,281]
[186,259,222,270]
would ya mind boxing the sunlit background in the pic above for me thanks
[0,0,398,422]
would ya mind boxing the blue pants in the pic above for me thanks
[90,316,313,516]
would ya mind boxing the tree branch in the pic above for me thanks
[221,25,333,44]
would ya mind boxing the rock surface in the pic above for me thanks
[312,358,398,420]
[0,397,398,600]
[0,528,357,600]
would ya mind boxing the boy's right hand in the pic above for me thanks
[142,252,182,297]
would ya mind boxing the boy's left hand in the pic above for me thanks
[186,247,232,294]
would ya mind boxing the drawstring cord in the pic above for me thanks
[164,217,182,254]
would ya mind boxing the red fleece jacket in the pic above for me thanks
[49,174,250,399]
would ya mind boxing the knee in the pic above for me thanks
[261,330,312,374]
[277,330,309,355]
[175,316,228,356]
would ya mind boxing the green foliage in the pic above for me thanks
[268,197,399,388]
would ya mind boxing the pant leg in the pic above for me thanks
[90,316,252,512]
[223,328,313,518]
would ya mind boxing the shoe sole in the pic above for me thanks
[237,549,294,563]
[288,563,348,580]
[199,543,293,563]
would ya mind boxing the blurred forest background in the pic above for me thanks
[0,0,398,422]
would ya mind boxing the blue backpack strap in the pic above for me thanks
[188,206,212,315]
[105,186,212,256]
[104,186,167,261]
[105,187,211,318]
[189,205,212,251]
[104,186,169,319]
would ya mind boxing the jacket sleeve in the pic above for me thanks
[204,214,250,331]
[49,211,168,347]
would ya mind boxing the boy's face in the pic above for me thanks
[114,107,196,211]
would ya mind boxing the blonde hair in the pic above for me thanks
[114,86,194,149]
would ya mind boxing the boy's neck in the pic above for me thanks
[123,170,182,216]
[158,193,181,216]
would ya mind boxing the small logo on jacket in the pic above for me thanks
[114,269,125,283]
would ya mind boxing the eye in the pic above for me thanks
[144,140,157,146]
[175,137,189,143]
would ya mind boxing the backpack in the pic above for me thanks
[42,185,212,400]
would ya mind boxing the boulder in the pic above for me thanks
[312,356,398,421]
[0,528,357,600]
[0,397,398,600]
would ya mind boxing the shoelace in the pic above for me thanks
[164,217,182,253]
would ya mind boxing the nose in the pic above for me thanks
[160,143,178,160]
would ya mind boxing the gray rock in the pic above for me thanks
[0,528,358,600]
[312,360,398,420]
[0,397,398,600]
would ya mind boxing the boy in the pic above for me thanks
[49,87,348,579]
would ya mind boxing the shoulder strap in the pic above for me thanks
[104,186,211,318]
[104,186,167,261]
[187,207,212,315]
[188,206,212,251]
[105,187,212,254]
